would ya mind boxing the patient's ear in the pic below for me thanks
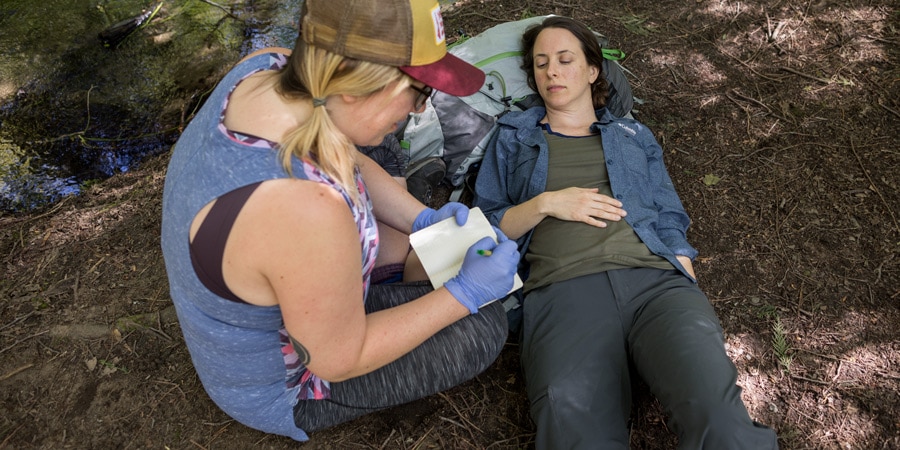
[589,64,600,83]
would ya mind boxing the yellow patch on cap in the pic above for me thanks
[408,1,447,66]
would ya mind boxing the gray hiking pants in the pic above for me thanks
[521,268,778,449]
[293,282,507,432]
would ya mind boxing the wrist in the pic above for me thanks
[440,286,474,317]
[535,192,553,218]
[443,278,478,314]
[412,207,434,233]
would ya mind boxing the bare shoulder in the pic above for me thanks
[250,178,352,224]
[224,177,361,307]
[236,177,361,273]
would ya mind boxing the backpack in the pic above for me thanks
[398,15,635,200]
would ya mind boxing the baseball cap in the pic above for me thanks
[301,0,485,97]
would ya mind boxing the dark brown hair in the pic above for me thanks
[521,16,609,110]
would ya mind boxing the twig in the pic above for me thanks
[0,311,35,332]
[717,46,783,82]
[378,428,397,450]
[793,348,881,376]
[778,66,832,84]
[198,0,241,20]
[451,4,527,24]
[728,89,793,123]
[439,416,467,429]
[880,102,900,120]
[73,272,79,305]
[791,374,829,385]
[151,311,173,341]
[0,195,72,227]
[204,421,232,448]
[788,403,827,427]
[152,379,187,400]
[0,330,49,355]
[87,256,106,275]
[849,137,899,234]
[149,325,173,341]
[0,423,25,448]
[486,433,537,449]
[0,363,34,381]
[864,34,900,45]
[409,425,435,449]
[437,391,483,438]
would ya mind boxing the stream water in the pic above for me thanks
[0,0,301,211]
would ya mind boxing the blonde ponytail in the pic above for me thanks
[276,42,407,203]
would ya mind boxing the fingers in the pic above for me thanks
[469,235,517,260]
[451,203,469,225]
[470,236,497,252]
[560,189,627,226]
[589,200,626,223]
[492,239,519,257]
[590,193,625,215]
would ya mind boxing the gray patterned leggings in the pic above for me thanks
[293,282,508,432]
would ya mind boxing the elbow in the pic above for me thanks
[319,373,353,383]
[307,362,357,384]
[305,348,371,383]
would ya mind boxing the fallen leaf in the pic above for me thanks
[703,174,722,186]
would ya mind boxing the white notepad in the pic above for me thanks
[409,207,523,295]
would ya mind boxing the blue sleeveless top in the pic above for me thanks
[160,52,379,441]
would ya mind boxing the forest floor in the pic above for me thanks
[1,0,898,448]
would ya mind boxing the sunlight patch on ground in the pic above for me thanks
[645,50,727,87]
[0,82,16,103]
[840,7,890,64]
[705,3,890,88]
[725,327,894,449]
[784,308,899,449]
[11,169,164,250]
[725,332,780,421]
[696,0,764,18]
[23,201,138,249]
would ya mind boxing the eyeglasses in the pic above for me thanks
[409,84,433,110]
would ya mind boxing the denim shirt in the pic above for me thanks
[473,106,698,282]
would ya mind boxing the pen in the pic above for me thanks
[477,249,492,256]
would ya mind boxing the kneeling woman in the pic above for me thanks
[160,0,520,441]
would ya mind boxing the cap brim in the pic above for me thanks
[399,53,485,97]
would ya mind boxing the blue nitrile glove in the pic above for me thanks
[492,225,510,242]
[412,202,469,233]
[444,236,520,314]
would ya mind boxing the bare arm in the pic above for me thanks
[223,179,468,382]
[354,152,426,234]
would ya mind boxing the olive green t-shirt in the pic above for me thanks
[524,129,672,292]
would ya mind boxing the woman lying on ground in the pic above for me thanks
[474,15,779,450]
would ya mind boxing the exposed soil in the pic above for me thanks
[1,0,898,448]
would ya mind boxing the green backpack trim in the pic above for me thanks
[473,48,625,69]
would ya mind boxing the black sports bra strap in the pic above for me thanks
[189,182,263,303]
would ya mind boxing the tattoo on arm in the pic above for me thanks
[289,335,311,365]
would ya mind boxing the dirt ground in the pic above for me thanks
[2,0,898,448]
